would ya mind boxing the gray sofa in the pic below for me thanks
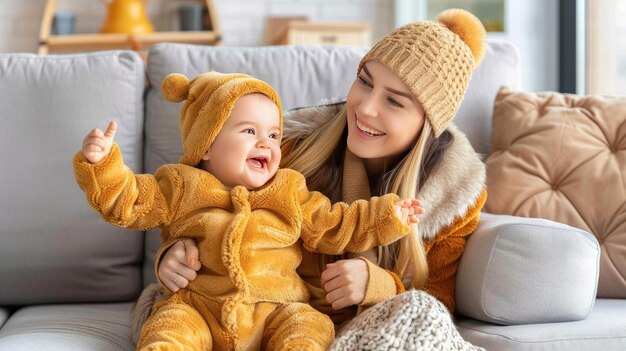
[0,42,624,350]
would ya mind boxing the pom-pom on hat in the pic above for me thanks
[358,8,486,137]
[162,71,283,166]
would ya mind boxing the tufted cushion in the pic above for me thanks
[484,87,626,298]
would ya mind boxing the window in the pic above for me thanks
[587,0,626,95]
[425,0,505,32]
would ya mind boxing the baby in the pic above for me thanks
[73,71,423,351]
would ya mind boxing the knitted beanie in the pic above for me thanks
[161,71,283,166]
[331,290,485,351]
[358,9,486,137]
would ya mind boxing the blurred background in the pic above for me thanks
[0,0,624,95]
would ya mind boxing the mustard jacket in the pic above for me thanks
[73,143,410,304]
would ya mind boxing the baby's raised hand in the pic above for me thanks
[394,198,425,224]
[82,121,117,164]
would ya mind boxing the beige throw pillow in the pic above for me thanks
[485,87,626,298]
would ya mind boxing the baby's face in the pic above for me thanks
[201,93,282,190]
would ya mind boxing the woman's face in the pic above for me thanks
[346,61,426,161]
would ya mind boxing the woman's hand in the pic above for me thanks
[320,259,369,310]
[157,238,201,292]
[394,198,424,224]
[82,120,117,164]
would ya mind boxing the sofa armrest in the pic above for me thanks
[455,213,600,325]
[0,307,9,329]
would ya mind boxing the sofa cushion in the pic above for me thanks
[452,41,522,157]
[457,299,626,351]
[484,88,626,298]
[0,51,145,304]
[0,303,134,351]
[456,213,599,325]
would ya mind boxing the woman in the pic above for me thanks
[135,8,487,349]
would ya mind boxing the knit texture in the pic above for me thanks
[358,9,486,137]
[161,72,283,166]
[330,290,485,351]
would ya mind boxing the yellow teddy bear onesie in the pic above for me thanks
[73,72,411,351]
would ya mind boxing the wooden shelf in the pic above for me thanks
[39,0,221,55]
[42,31,221,53]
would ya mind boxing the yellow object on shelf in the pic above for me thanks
[99,0,154,34]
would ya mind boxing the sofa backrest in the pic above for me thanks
[142,42,522,285]
[0,51,146,305]
[0,43,522,304]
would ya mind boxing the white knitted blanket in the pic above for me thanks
[330,290,485,351]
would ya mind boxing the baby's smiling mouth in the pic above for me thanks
[247,156,268,169]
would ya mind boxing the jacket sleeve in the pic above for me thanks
[73,143,178,230]
[296,175,411,254]
[358,257,404,307]
[423,189,487,313]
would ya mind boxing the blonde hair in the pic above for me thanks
[280,106,434,290]
[380,122,432,289]
[280,105,347,180]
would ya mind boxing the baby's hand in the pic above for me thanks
[394,198,425,224]
[82,120,117,164]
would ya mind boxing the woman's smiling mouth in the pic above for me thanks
[356,117,386,137]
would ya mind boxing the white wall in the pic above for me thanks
[0,0,394,54]
[217,0,394,46]
[0,0,47,54]
[1,0,557,91]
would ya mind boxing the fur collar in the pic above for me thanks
[284,103,486,240]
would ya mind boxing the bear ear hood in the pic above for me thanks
[161,71,284,167]
[161,73,190,102]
